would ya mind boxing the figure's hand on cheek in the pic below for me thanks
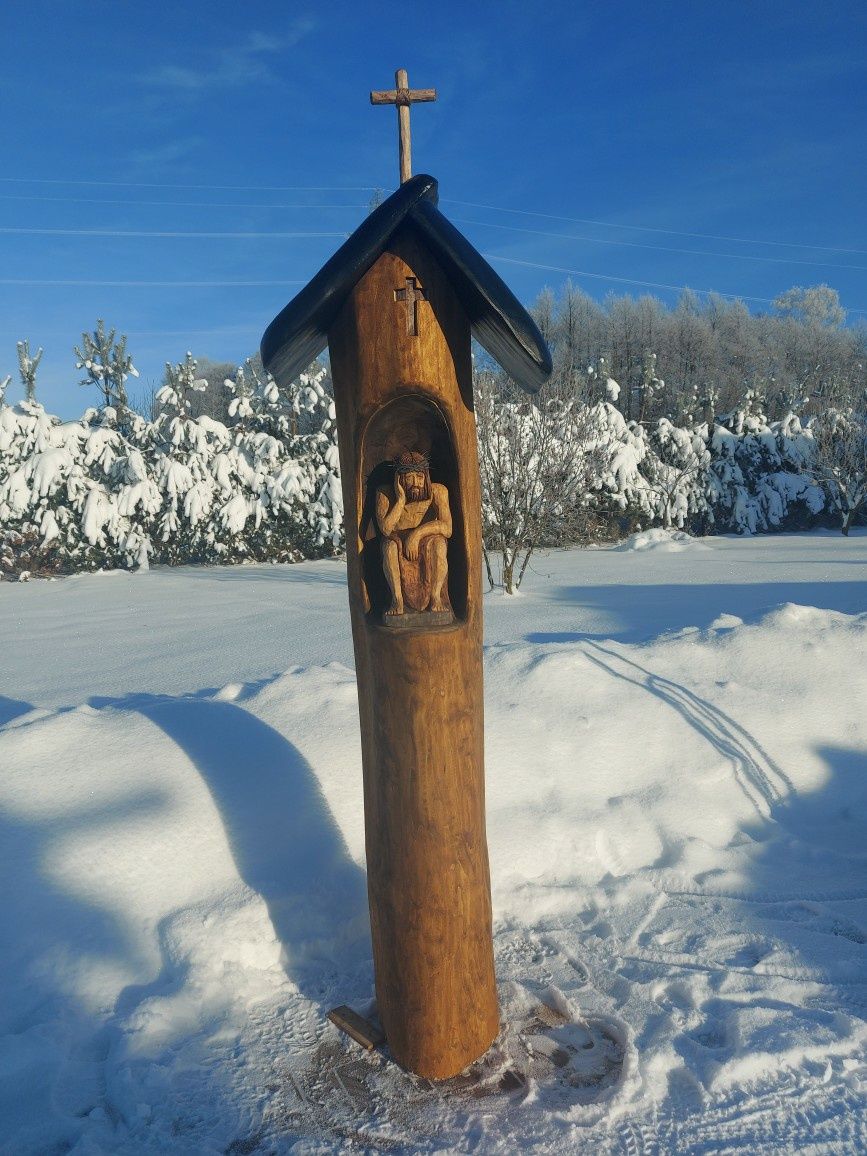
[395,476,406,503]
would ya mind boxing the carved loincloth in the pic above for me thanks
[390,523,451,613]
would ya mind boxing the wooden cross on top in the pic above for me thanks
[370,69,437,185]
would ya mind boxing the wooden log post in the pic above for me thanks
[261,172,551,1082]
[327,226,498,1079]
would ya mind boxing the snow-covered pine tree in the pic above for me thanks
[74,320,139,421]
[237,357,343,560]
[587,356,621,405]
[634,350,665,424]
[17,341,42,403]
[151,352,218,563]
[645,416,711,530]
[0,400,87,576]
[706,397,826,534]
[808,402,867,535]
[584,402,657,533]
[224,365,255,428]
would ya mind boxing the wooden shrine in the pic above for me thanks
[261,75,550,1081]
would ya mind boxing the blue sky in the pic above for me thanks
[2,0,865,416]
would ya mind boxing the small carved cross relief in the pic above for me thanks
[394,276,426,337]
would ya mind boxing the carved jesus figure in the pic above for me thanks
[375,451,452,617]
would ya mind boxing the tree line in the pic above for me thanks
[476,282,866,590]
[1,284,865,588]
[529,282,864,424]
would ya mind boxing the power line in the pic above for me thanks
[0,177,861,255]
[0,227,346,239]
[127,326,263,338]
[7,214,858,271]
[0,193,368,211]
[11,214,863,276]
[483,254,867,316]
[0,177,377,192]
[0,279,305,286]
[0,204,862,313]
[15,323,266,338]
[446,198,867,257]
[453,217,867,273]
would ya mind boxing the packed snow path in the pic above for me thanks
[1,530,866,1153]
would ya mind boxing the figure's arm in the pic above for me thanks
[376,479,405,537]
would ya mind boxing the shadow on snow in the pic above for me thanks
[88,690,371,1006]
[0,694,35,728]
[528,578,866,644]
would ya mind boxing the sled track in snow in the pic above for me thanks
[580,642,793,818]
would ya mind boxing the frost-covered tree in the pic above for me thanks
[528,281,863,426]
[75,320,139,419]
[551,282,605,397]
[17,341,43,403]
[773,285,845,329]
[0,374,10,408]
[531,287,556,350]
[475,369,603,593]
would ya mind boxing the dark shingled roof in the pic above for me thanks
[261,174,552,393]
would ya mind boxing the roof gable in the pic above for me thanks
[261,175,552,393]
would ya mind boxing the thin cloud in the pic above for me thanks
[126,137,204,171]
[140,22,314,93]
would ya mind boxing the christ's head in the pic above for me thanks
[395,451,431,502]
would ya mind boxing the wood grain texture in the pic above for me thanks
[328,226,499,1080]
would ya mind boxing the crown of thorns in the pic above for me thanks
[393,451,430,474]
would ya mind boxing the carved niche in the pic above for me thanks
[360,395,465,628]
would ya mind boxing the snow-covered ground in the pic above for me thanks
[1,530,866,1153]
